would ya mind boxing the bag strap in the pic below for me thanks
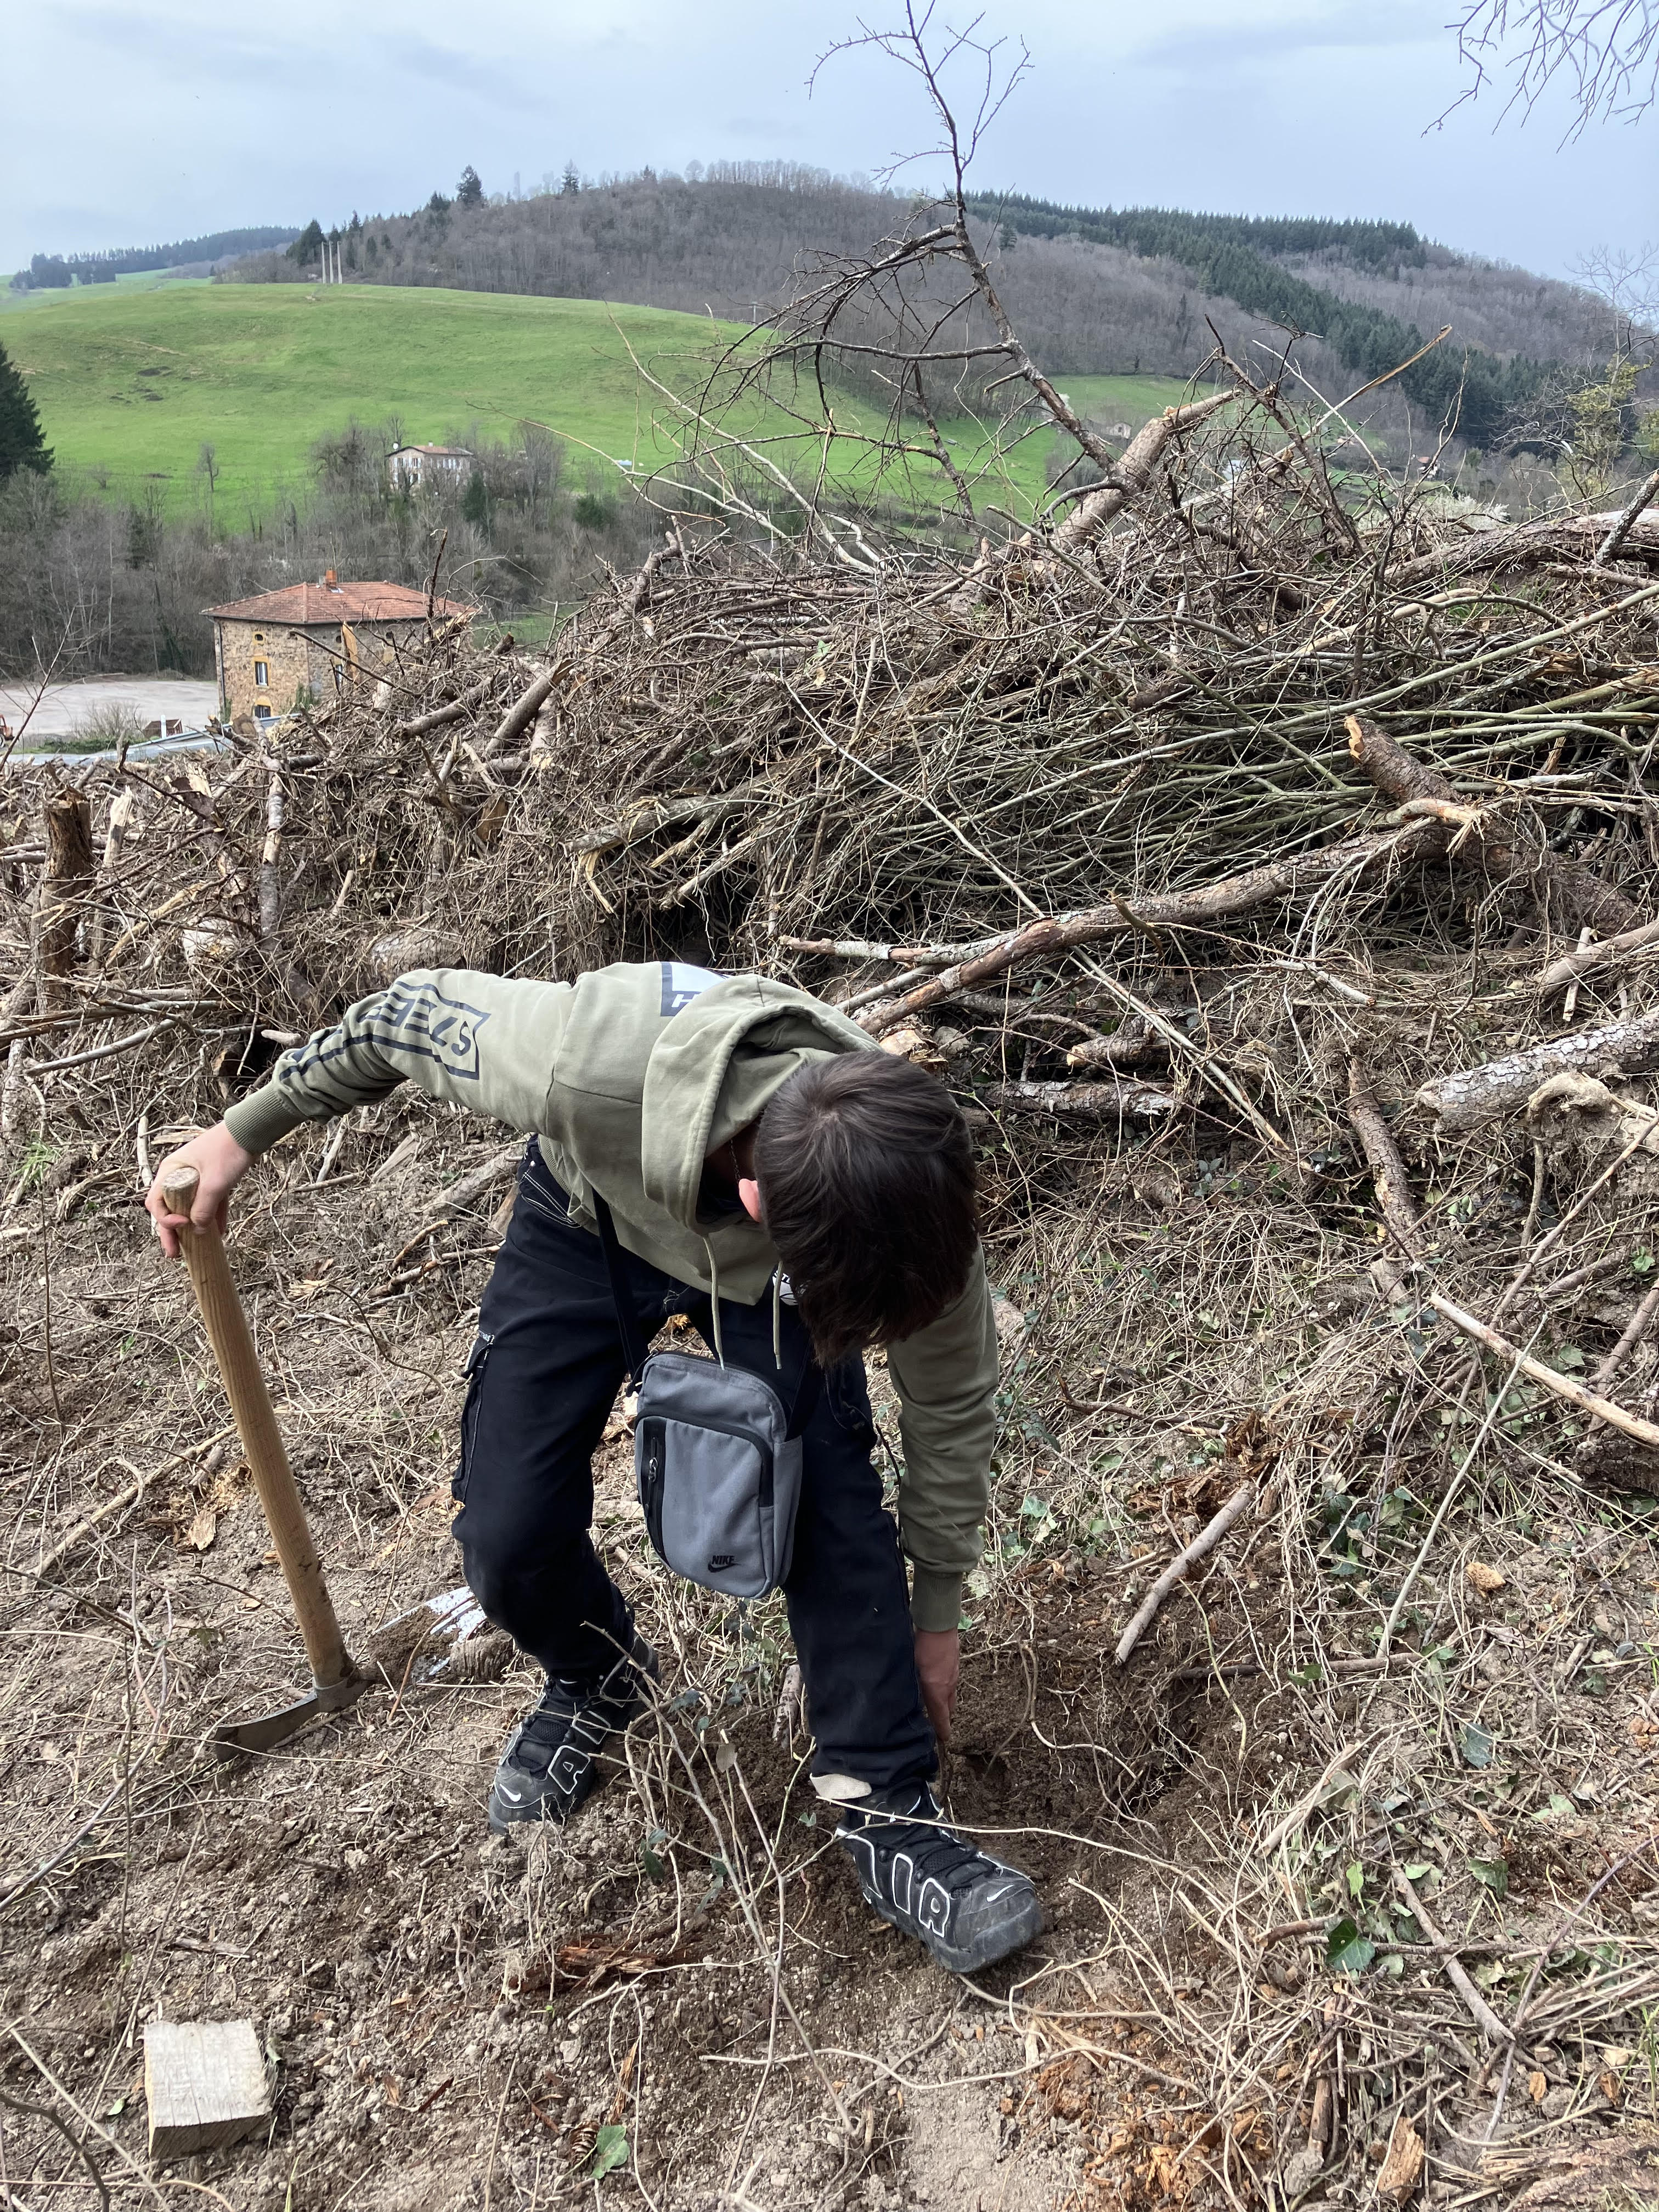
[591,1192,650,1386]
[591,1192,823,1434]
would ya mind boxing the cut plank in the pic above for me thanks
[144,2019,271,2159]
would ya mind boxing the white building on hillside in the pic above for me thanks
[388,443,473,491]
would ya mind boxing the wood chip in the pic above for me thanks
[185,1504,217,1553]
[1376,2113,1425,2204]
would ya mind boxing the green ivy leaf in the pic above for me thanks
[1346,1861,1365,1899]
[588,2125,629,2180]
[1469,1858,1509,1898]
[1459,1722,1496,1769]
[1324,1917,1376,1974]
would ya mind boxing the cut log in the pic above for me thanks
[1347,1058,1425,1265]
[484,663,564,757]
[437,1141,523,1211]
[1416,1008,1659,1132]
[860,814,1451,1036]
[258,761,285,940]
[87,786,136,972]
[38,786,93,1009]
[1383,509,1659,590]
[144,2019,271,2159]
[366,924,462,987]
[1052,392,1237,556]
[1066,1015,1165,1069]
[980,1078,1179,1120]
[1534,914,1659,996]
[1346,715,1640,938]
[1345,718,1454,810]
[948,393,1239,616]
[395,674,493,738]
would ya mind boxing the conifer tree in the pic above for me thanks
[0,338,52,481]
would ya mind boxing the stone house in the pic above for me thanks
[204,573,472,729]
[387,444,473,492]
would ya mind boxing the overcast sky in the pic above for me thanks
[4,0,1652,283]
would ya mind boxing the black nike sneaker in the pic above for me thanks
[487,1633,657,1833]
[836,1781,1044,1974]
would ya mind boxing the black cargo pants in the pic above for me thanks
[450,1139,936,1793]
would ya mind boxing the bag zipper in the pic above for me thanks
[639,1417,667,1554]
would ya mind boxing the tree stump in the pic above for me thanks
[38,786,93,1008]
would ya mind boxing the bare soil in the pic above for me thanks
[5,1106,1659,2211]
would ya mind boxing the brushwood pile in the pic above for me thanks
[4,404,1659,2209]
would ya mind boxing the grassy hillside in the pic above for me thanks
[1,278,1190,519]
[0,281,740,504]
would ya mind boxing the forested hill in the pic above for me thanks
[967,195,1556,447]
[219,165,1611,446]
[16,228,300,289]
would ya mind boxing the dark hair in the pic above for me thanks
[753,1052,978,1367]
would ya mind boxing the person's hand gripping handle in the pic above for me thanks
[159,1163,353,1692]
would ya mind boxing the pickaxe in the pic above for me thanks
[161,1164,369,1756]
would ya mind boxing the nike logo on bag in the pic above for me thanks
[707,1553,735,1571]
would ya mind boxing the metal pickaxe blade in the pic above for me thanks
[210,1671,371,1759]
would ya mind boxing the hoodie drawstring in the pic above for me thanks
[705,1242,726,1367]
[771,1270,782,1371]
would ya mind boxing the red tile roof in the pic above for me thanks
[204,581,472,624]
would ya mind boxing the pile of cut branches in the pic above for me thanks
[5,385,1659,2207]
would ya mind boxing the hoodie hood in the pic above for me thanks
[639,973,873,1229]
[540,963,874,1303]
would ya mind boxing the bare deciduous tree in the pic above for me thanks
[1449,0,1657,131]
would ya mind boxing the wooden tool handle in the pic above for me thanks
[161,1165,352,1689]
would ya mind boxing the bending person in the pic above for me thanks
[146,960,1041,1976]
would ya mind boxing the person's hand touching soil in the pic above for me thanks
[145,1122,255,1257]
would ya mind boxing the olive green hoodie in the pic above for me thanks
[223,962,997,1628]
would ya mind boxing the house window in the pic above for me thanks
[253,660,269,687]
[253,704,274,724]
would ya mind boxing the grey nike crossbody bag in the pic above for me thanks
[592,1194,819,1600]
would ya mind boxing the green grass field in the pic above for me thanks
[2,278,1190,522]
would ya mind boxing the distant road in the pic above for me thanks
[0,674,218,742]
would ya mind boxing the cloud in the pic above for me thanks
[3,0,1653,281]
[52,4,286,80]
[390,34,550,110]
[1131,3,1440,75]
